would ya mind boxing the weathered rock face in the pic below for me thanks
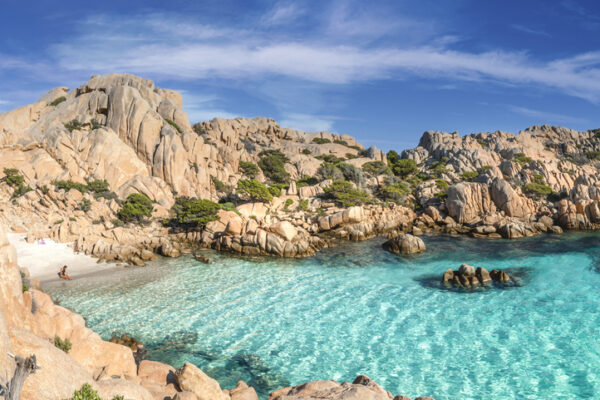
[382,234,426,255]
[268,375,435,400]
[176,362,229,400]
[447,183,495,224]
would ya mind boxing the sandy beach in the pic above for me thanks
[7,233,119,282]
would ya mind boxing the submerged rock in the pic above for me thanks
[382,234,426,255]
[442,265,518,289]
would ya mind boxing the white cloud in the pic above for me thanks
[279,113,335,132]
[510,24,550,37]
[177,90,242,123]
[261,1,304,26]
[34,11,600,103]
[508,106,588,125]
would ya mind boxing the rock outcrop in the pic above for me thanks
[442,264,518,289]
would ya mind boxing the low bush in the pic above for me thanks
[2,168,31,198]
[284,198,294,211]
[460,171,479,181]
[301,148,312,155]
[211,176,232,194]
[317,162,343,181]
[312,137,331,144]
[239,161,260,178]
[268,185,282,197]
[513,153,533,166]
[315,154,345,164]
[50,96,66,106]
[480,165,493,172]
[54,336,72,353]
[298,199,309,211]
[523,182,553,198]
[87,179,109,193]
[323,180,373,207]
[237,179,273,203]
[430,157,449,177]
[64,119,82,132]
[296,176,319,188]
[333,139,348,146]
[337,162,365,187]
[390,158,418,178]
[170,197,220,228]
[22,284,29,292]
[53,180,89,193]
[362,161,392,176]
[118,193,153,223]
[585,151,600,160]
[78,198,91,212]
[379,183,410,204]
[547,191,569,202]
[165,119,182,133]
[258,150,290,183]
[63,383,123,400]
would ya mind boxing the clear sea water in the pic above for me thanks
[45,233,600,399]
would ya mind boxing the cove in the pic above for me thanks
[45,233,600,399]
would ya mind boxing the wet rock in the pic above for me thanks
[458,263,475,276]
[442,265,516,289]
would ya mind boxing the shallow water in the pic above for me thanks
[46,233,600,399]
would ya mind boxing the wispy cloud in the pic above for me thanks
[508,105,588,125]
[27,11,599,103]
[279,113,336,132]
[177,91,242,123]
[261,1,304,26]
[510,24,550,37]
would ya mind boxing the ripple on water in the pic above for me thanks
[46,232,600,399]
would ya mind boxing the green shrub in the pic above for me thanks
[301,148,312,155]
[296,176,319,188]
[387,150,400,164]
[62,383,103,400]
[54,219,64,225]
[333,139,348,146]
[239,161,260,178]
[87,179,109,193]
[192,122,207,135]
[220,202,237,212]
[50,96,66,106]
[170,197,220,227]
[586,151,600,160]
[284,198,294,211]
[480,165,493,172]
[90,119,102,130]
[111,218,125,227]
[345,153,358,159]
[53,180,89,193]
[78,198,91,212]
[362,161,392,176]
[118,193,153,223]
[268,185,282,197]
[211,176,232,194]
[380,183,410,204]
[390,158,418,178]
[69,217,77,222]
[436,179,449,191]
[165,119,182,133]
[298,199,309,211]
[317,162,343,181]
[64,119,82,132]
[22,284,29,292]
[258,151,290,183]
[54,336,72,353]
[312,137,331,144]
[41,185,50,195]
[237,179,273,203]
[547,191,569,202]
[315,154,345,164]
[513,153,533,166]
[323,180,373,207]
[2,168,31,198]
[430,158,449,177]
[460,171,479,181]
[477,139,489,147]
[522,182,553,198]
[337,162,365,187]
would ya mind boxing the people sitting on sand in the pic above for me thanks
[58,265,72,280]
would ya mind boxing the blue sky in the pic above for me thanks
[1,0,599,150]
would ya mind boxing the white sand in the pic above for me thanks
[7,233,118,282]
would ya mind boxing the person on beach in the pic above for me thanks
[58,265,72,280]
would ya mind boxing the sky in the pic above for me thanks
[1,0,599,151]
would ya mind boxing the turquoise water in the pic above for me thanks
[46,233,600,399]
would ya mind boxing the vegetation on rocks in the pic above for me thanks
[54,336,72,353]
[312,137,331,144]
[296,176,319,188]
[513,153,533,166]
[165,118,182,133]
[323,180,373,207]
[298,199,309,211]
[460,171,479,181]
[78,198,91,212]
[301,148,312,155]
[53,180,89,193]
[258,150,290,183]
[315,154,345,164]
[63,383,123,400]
[392,159,418,178]
[317,162,343,181]
[211,176,232,194]
[2,168,31,198]
[379,182,410,204]
[522,182,553,199]
[64,119,83,132]
[362,161,391,176]
[585,151,600,160]
[337,162,366,187]
[117,193,153,223]
[239,161,260,178]
[430,157,449,177]
[50,96,67,106]
[237,179,273,203]
[170,197,220,228]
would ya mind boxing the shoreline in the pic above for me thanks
[7,232,120,283]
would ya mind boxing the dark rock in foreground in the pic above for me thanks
[442,264,519,289]
[268,374,435,400]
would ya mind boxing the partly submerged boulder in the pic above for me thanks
[382,234,426,255]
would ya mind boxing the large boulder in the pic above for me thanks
[490,178,535,218]
[447,182,495,224]
[382,234,426,255]
[176,362,229,400]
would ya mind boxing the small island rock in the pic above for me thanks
[382,234,426,255]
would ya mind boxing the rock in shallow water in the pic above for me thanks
[382,234,426,255]
[443,265,517,289]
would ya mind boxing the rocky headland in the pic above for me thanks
[1,72,600,399]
